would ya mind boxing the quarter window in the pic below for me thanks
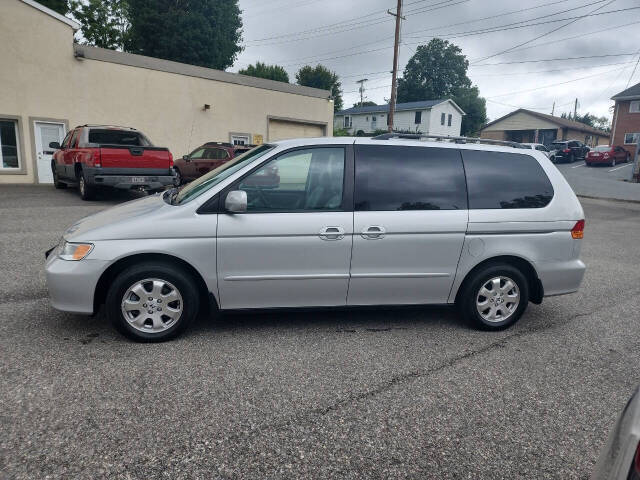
[354,145,467,211]
[0,119,20,169]
[462,150,554,209]
[237,147,345,212]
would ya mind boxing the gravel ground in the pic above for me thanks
[1,185,639,479]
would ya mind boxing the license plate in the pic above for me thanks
[130,177,146,183]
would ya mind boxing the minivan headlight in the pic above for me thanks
[59,241,94,261]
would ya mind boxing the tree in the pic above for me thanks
[71,0,129,50]
[125,0,243,70]
[239,62,289,83]
[397,39,486,136]
[296,65,343,111]
[353,101,377,107]
[35,0,69,15]
[561,112,611,132]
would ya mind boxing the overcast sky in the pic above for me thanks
[232,0,640,121]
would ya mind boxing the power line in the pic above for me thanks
[471,0,615,64]
[262,6,640,69]
[473,53,637,66]
[245,0,470,46]
[485,65,630,99]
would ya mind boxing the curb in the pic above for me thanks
[578,195,640,205]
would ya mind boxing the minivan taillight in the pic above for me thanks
[571,220,585,239]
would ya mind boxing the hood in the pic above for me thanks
[64,193,175,241]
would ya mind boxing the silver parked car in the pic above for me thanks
[592,387,640,479]
[45,134,586,342]
[520,142,552,158]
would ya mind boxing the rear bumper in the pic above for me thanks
[84,167,177,190]
[536,259,586,297]
[585,157,610,164]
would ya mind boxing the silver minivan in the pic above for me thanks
[45,135,586,342]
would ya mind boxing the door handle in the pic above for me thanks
[361,225,386,239]
[319,226,345,241]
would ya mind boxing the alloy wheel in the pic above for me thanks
[476,276,520,323]
[121,278,183,333]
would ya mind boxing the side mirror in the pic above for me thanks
[225,190,247,213]
[182,155,190,162]
[49,141,61,149]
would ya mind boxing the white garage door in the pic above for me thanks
[268,119,325,141]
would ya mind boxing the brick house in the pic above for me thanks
[479,108,610,147]
[611,81,640,162]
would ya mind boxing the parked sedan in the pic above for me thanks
[586,145,631,167]
[591,387,640,479]
[549,140,590,163]
[173,142,255,184]
[520,143,551,158]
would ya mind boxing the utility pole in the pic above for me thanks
[551,101,555,116]
[387,0,404,133]
[356,78,368,107]
[573,98,578,120]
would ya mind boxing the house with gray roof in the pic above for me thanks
[334,99,465,136]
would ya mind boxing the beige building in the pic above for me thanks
[480,109,610,147]
[0,0,333,185]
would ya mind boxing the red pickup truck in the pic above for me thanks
[50,125,176,200]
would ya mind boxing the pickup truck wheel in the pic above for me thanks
[174,167,183,185]
[52,163,66,189]
[458,264,529,331]
[106,262,199,342]
[78,173,95,200]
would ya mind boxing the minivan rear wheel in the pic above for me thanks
[106,262,199,342]
[458,264,529,330]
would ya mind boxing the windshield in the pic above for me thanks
[594,146,611,152]
[173,144,276,205]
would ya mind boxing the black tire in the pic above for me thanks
[585,162,592,167]
[52,162,66,189]
[457,264,530,331]
[106,262,200,342]
[78,171,95,200]
[174,167,183,185]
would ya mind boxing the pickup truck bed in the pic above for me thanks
[51,126,176,200]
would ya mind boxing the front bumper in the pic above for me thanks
[84,167,177,190]
[45,247,108,314]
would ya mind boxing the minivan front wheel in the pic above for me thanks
[458,264,529,330]
[106,262,199,342]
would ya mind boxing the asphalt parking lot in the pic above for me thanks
[555,158,640,202]
[2,185,640,479]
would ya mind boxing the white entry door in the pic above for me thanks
[34,121,65,184]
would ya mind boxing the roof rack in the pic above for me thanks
[371,133,525,148]
[77,124,138,130]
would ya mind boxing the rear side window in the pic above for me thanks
[88,129,151,146]
[462,150,554,209]
[355,145,467,211]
